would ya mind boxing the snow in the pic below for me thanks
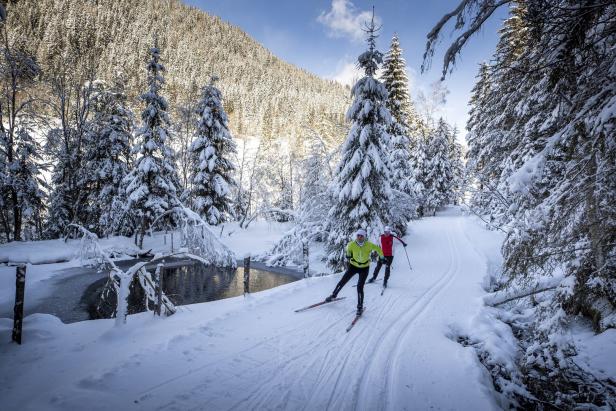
[0,236,140,265]
[0,208,613,409]
[573,327,616,381]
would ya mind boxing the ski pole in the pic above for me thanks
[403,247,413,271]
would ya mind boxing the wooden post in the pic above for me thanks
[201,226,204,239]
[163,234,167,245]
[170,232,174,253]
[12,264,26,344]
[156,264,164,316]
[243,255,251,296]
[302,241,309,278]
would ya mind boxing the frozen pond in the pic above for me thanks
[2,259,301,323]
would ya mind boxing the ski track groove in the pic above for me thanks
[354,217,459,410]
[143,213,477,411]
[386,217,462,409]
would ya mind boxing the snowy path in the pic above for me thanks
[0,208,502,410]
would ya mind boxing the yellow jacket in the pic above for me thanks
[346,240,384,268]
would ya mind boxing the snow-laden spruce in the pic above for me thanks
[0,34,43,242]
[423,119,454,216]
[80,77,134,236]
[407,131,428,216]
[1,123,47,241]
[188,76,237,225]
[381,34,415,196]
[118,41,181,247]
[447,126,464,205]
[325,18,394,270]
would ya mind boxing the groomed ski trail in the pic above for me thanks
[0,207,502,411]
[132,207,498,411]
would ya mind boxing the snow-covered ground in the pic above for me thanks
[0,208,613,410]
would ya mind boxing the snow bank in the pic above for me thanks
[0,236,141,265]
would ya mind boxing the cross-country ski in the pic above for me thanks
[294,297,346,313]
[345,308,365,332]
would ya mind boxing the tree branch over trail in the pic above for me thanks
[422,0,512,79]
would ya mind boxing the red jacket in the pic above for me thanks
[380,234,406,256]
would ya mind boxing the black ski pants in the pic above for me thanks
[371,256,394,284]
[332,264,369,309]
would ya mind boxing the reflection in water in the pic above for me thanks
[164,263,297,304]
[90,263,298,320]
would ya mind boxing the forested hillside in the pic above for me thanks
[5,0,349,140]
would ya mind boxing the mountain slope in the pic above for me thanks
[7,0,349,139]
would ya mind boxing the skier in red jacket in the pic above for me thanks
[367,226,407,288]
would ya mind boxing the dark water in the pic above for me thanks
[19,260,300,324]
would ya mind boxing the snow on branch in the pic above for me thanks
[149,201,236,268]
[484,276,564,306]
[422,0,511,79]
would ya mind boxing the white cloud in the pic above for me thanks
[329,59,362,87]
[317,0,381,43]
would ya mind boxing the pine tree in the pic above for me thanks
[0,14,42,241]
[120,40,179,247]
[381,34,417,199]
[408,131,429,216]
[448,126,464,205]
[424,119,453,215]
[325,14,394,270]
[189,76,237,225]
[80,77,134,235]
[4,124,47,240]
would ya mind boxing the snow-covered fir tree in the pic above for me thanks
[423,119,453,215]
[3,125,48,240]
[381,34,417,200]
[325,15,394,270]
[0,24,42,241]
[188,76,237,225]
[448,126,464,205]
[80,77,133,236]
[408,132,428,216]
[120,41,180,247]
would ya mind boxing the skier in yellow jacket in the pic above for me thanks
[325,228,384,315]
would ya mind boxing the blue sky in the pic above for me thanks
[184,0,509,140]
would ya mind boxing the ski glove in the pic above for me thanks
[379,257,387,264]
[403,242,407,247]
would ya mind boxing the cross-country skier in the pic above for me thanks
[325,228,384,315]
[367,225,407,288]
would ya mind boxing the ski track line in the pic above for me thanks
[227,281,408,410]
[144,216,465,411]
[137,309,342,407]
[226,321,353,411]
[157,320,336,410]
[296,217,456,411]
[162,306,361,411]
[236,302,386,411]
[355,217,459,410]
[138,281,349,401]
[385,217,463,410]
